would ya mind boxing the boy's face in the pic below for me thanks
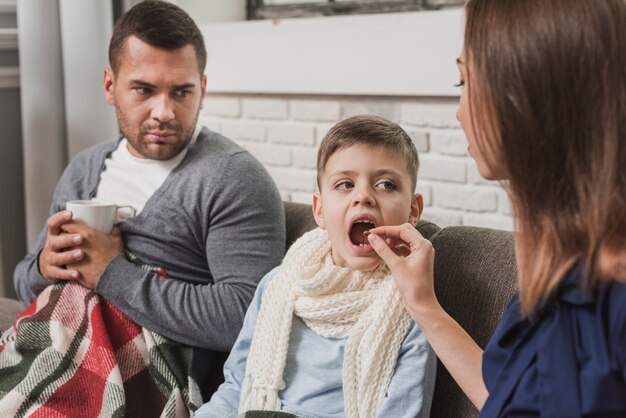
[313,144,423,272]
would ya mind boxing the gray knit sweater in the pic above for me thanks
[13,127,286,352]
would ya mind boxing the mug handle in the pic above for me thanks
[114,205,136,223]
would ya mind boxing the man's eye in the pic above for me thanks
[335,181,354,190]
[376,180,396,190]
[134,87,152,95]
[175,90,191,98]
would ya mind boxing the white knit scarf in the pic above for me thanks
[239,228,412,418]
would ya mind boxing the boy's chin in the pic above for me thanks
[343,257,383,272]
[330,248,383,272]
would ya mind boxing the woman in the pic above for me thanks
[367,0,626,416]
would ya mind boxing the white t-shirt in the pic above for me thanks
[94,125,201,218]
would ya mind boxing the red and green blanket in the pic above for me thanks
[0,281,202,417]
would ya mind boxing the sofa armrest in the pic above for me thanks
[0,297,23,331]
[429,226,517,418]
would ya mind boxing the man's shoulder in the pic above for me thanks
[70,138,121,164]
[185,127,266,174]
[191,127,245,158]
[63,138,121,175]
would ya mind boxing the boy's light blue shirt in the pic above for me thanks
[196,267,437,418]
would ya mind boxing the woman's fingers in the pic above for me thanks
[367,232,401,269]
[367,223,429,267]
[368,223,424,248]
[368,223,436,306]
[392,241,411,258]
[375,236,411,257]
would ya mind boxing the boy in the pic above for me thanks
[196,115,436,418]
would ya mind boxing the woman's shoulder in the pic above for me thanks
[605,279,626,341]
[606,276,626,297]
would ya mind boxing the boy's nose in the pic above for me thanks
[151,94,175,123]
[352,188,376,207]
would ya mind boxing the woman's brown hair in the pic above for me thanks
[464,0,626,315]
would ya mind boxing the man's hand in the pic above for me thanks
[61,223,125,289]
[38,211,85,283]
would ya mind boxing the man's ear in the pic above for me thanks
[199,74,207,109]
[409,193,424,226]
[103,67,115,105]
[312,192,326,229]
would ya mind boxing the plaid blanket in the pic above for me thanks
[0,281,203,417]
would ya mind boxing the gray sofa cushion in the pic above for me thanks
[0,297,23,331]
[429,226,517,418]
[284,202,319,249]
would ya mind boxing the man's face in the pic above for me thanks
[103,36,206,160]
[313,145,423,272]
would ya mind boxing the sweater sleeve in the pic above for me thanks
[13,227,52,305]
[194,268,278,418]
[94,151,286,351]
[13,149,100,305]
[375,322,437,418]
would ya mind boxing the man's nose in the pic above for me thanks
[151,94,175,123]
[352,186,376,207]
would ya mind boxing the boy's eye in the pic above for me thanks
[335,181,354,190]
[376,180,396,190]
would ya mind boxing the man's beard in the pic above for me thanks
[115,107,200,161]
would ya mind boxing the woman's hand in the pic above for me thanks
[369,222,489,409]
[367,223,438,319]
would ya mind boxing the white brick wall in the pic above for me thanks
[200,94,514,231]
[242,97,289,120]
[268,124,316,146]
[291,99,341,122]
[420,155,467,183]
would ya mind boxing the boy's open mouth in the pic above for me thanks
[349,219,376,246]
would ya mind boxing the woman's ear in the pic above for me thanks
[409,193,424,226]
[312,193,326,229]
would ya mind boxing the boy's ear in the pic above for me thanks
[408,193,424,226]
[312,192,326,229]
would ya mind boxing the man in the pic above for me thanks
[13,0,285,398]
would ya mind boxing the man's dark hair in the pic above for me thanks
[109,0,206,74]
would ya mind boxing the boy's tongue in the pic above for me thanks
[350,222,373,245]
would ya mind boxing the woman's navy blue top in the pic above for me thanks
[480,263,626,417]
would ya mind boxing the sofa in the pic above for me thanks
[0,202,517,418]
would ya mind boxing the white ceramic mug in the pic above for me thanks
[65,200,135,234]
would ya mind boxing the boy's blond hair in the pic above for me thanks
[316,115,420,190]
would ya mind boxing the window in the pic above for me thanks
[247,0,464,20]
